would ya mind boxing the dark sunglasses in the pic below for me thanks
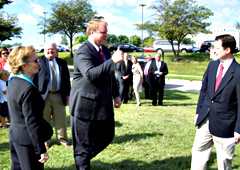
[28,59,40,63]
[2,52,9,55]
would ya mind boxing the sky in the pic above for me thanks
[2,0,240,47]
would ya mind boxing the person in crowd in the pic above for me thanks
[115,52,132,103]
[0,47,9,71]
[7,46,53,170]
[191,34,240,170]
[32,42,71,149]
[130,56,143,106]
[143,54,152,99]
[148,53,168,106]
[0,69,10,129]
[69,19,123,170]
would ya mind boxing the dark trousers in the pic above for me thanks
[71,114,115,170]
[119,79,130,103]
[152,82,164,105]
[10,140,43,170]
[144,82,151,99]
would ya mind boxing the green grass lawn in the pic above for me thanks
[1,90,240,169]
[38,51,240,81]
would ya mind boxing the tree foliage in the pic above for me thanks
[129,35,141,47]
[0,11,22,45]
[143,37,155,46]
[182,37,195,44]
[0,0,12,9]
[38,0,96,57]
[74,34,88,45]
[137,0,213,61]
[105,34,117,46]
[60,35,68,46]
[117,35,129,44]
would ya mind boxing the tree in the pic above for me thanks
[105,34,117,46]
[143,37,155,46]
[182,37,195,44]
[0,11,22,45]
[136,0,213,61]
[60,35,68,46]
[1,42,22,48]
[0,0,12,9]
[129,35,141,47]
[117,35,129,44]
[74,34,88,45]
[38,0,96,57]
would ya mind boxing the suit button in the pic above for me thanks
[208,108,210,111]
[212,101,214,103]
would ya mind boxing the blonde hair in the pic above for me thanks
[8,46,35,75]
[87,19,108,36]
[130,56,138,63]
[0,70,10,78]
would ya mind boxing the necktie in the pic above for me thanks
[145,68,148,76]
[99,48,105,62]
[50,61,57,91]
[125,61,127,69]
[157,62,160,77]
[215,64,224,92]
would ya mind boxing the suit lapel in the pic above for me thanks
[85,40,104,64]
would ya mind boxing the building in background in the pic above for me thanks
[189,19,240,50]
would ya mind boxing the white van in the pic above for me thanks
[153,40,193,53]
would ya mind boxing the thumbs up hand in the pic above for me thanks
[112,47,123,64]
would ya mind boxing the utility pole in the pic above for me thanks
[139,4,146,57]
[43,12,48,43]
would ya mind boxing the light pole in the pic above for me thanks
[139,4,146,57]
[43,12,48,43]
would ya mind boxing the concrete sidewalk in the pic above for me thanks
[165,79,202,93]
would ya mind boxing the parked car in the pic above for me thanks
[109,43,144,52]
[192,45,200,53]
[143,46,155,52]
[72,44,82,52]
[199,40,214,53]
[153,40,193,53]
[34,45,44,52]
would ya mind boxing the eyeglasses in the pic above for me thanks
[1,52,9,55]
[28,59,39,63]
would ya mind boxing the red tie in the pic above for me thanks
[99,48,105,62]
[215,64,224,92]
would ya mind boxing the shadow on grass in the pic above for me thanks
[112,132,163,144]
[164,90,191,101]
[44,152,221,170]
[0,141,9,152]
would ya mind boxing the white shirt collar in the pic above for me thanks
[88,38,102,52]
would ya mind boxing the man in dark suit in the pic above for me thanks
[148,53,168,106]
[69,19,123,170]
[191,34,240,170]
[32,42,71,149]
[115,52,132,103]
[143,54,152,99]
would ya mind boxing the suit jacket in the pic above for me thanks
[69,40,119,120]
[196,59,240,138]
[7,77,53,155]
[148,61,168,86]
[115,60,132,82]
[32,56,71,106]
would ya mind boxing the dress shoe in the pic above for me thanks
[45,145,50,150]
[136,103,141,106]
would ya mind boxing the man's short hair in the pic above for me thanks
[87,19,108,36]
[215,34,236,54]
[155,53,161,57]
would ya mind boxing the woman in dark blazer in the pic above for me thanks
[7,46,53,170]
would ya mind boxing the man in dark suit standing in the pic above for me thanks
[115,52,132,103]
[32,42,71,149]
[143,54,152,99]
[191,34,240,170]
[69,19,123,170]
[148,53,168,106]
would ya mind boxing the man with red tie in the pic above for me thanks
[191,34,240,170]
[69,19,123,170]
